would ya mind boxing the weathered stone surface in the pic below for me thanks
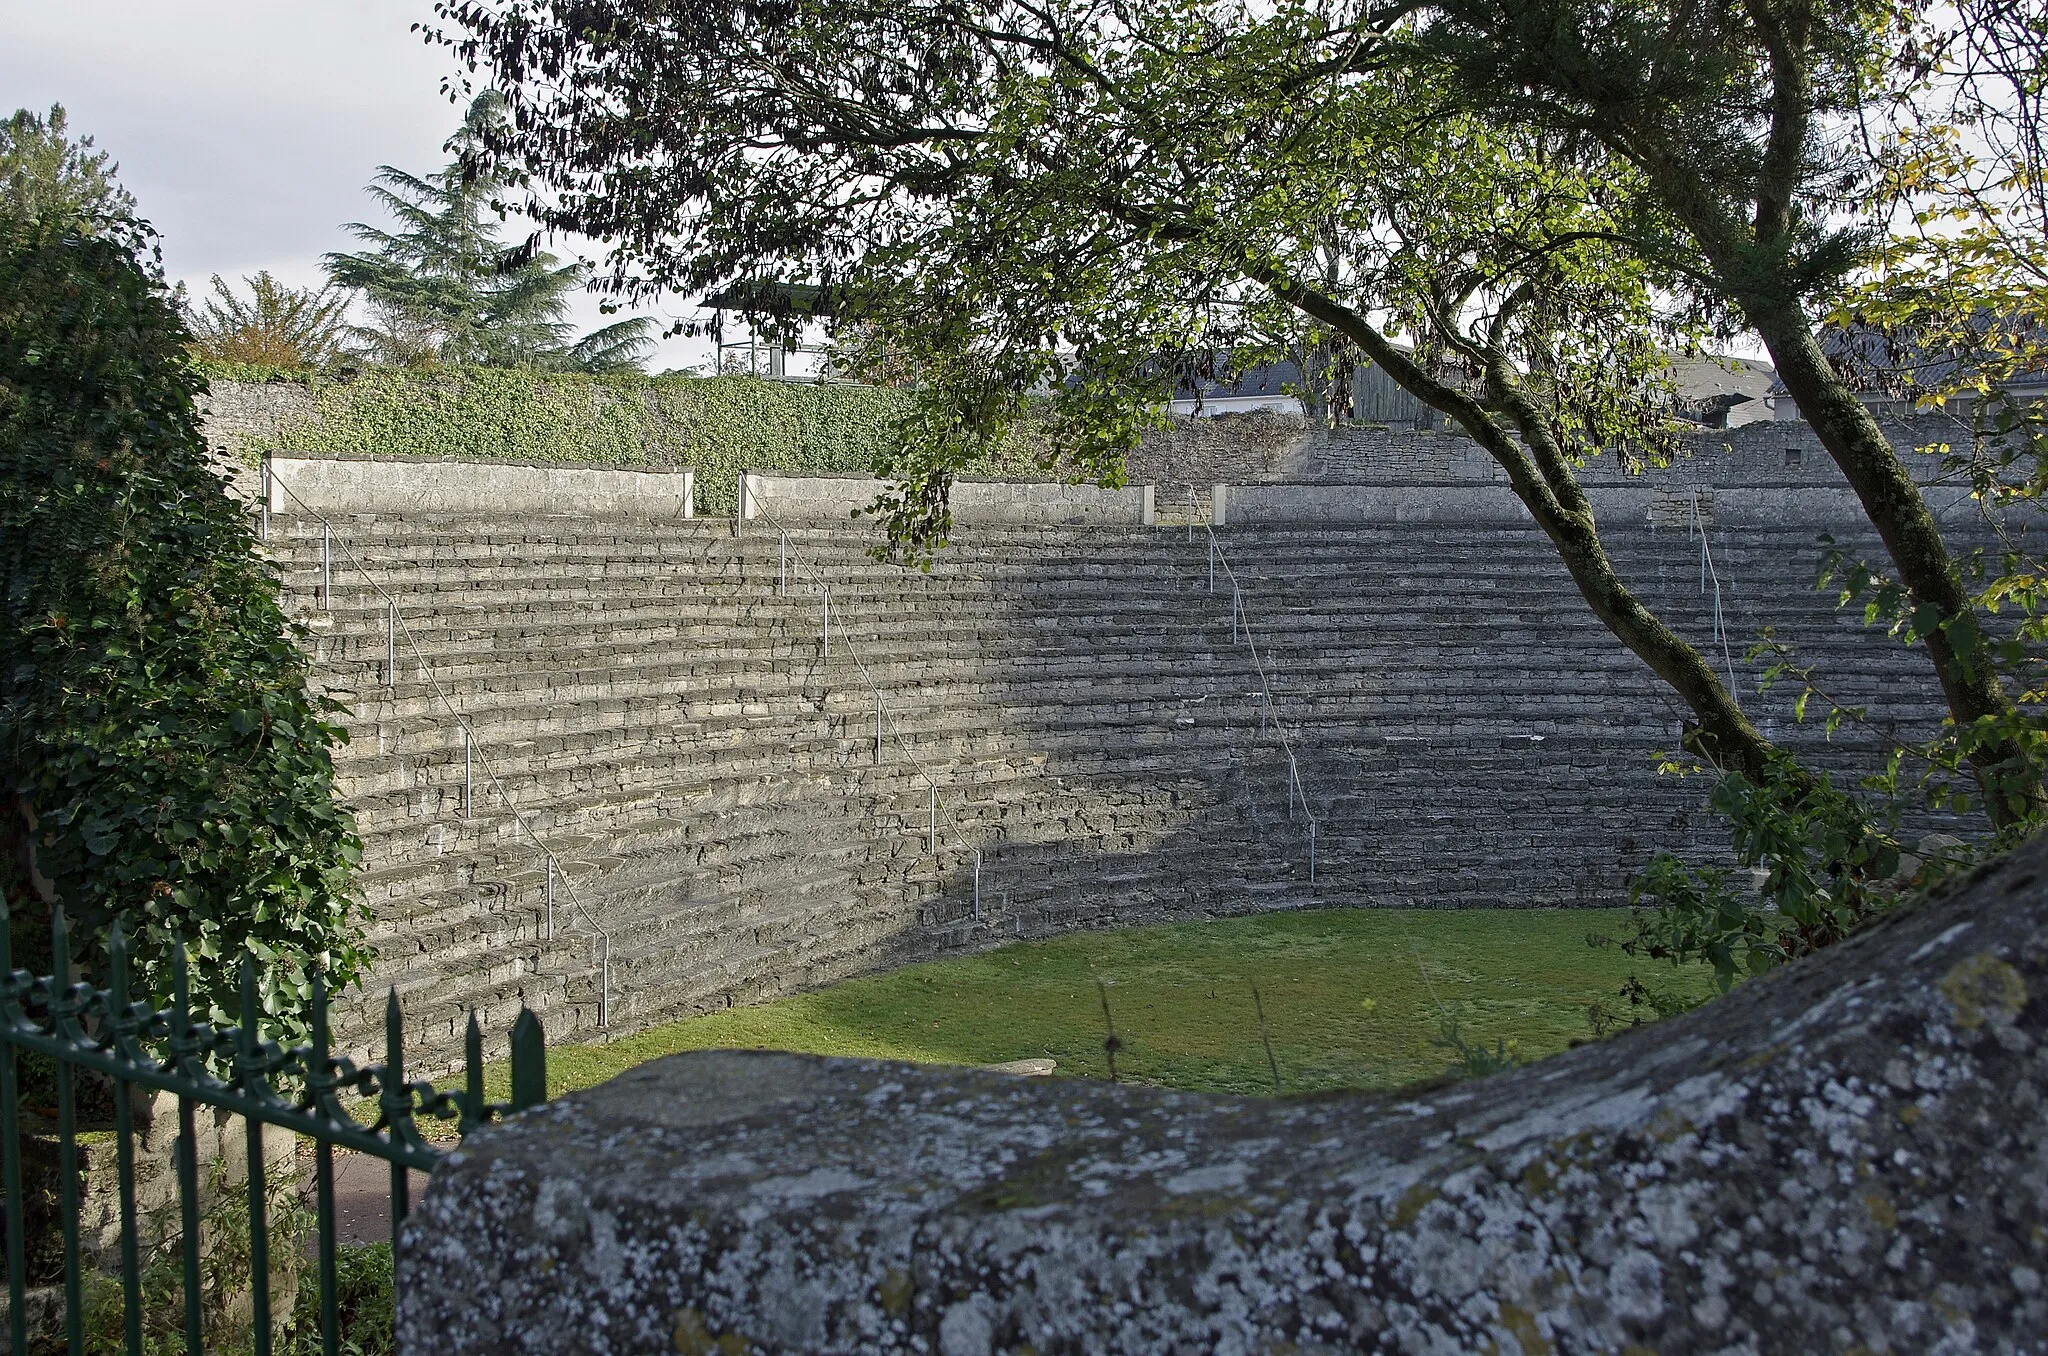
[398,835,2048,1354]
[272,503,1972,1070]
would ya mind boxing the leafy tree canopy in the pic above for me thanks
[1406,0,2048,824]
[432,0,1788,784]
[325,92,654,373]
[432,0,2047,828]
[186,271,354,371]
[0,103,136,230]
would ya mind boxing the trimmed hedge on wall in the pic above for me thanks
[203,367,1045,515]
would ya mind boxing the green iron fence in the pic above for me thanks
[0,903,547,1355]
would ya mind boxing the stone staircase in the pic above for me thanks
[262,512,1955,1067]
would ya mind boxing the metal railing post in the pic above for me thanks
[259,454,271,541]
[385,599,396,690]
[973,849,982,917]
[545,856,556,940]
[1209,534,1216,593]
[929,785,937,854]
[321,523,331,610]
[462,726,472,817]
[876,693,883,762]
[822,587,830,655]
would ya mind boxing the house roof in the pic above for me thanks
[1767,319,2048,397]
[1669,355,1776,405]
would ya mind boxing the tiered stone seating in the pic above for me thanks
[262,512,1955,1066]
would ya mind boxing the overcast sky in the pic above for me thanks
[1,0,710,370]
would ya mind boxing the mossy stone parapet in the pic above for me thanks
[398,833,2048,1355]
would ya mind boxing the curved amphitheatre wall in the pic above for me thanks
[241,413,1982,1069]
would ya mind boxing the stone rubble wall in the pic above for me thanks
[196,379,317,464]
[1130,408,1980,493]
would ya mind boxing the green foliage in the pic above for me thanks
[1619,756,1913,997]
[71,1165,394,1356]
[1834,0,2047,405]
[0,215,364,1038]
[1429,1013,1526,1080]
[324,93,652,373]
[0,104,135,229]
[207,365,1053,517]
[1771,507,2048,835]
[187,272,353,371]
[291,1241,395,1356]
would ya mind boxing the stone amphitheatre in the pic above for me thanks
[203,384,1975,1070]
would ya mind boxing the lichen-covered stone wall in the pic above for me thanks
[397,831,2048,1355]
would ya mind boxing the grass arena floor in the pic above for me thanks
[500,908,1716,1101]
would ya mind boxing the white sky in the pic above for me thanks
[1,0,712,371]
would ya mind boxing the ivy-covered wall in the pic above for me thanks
[199,367,1041,515]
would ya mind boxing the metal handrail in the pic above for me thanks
[1688,492,1743,706]
[752,505,978,870]
[263,474,615,1028]
[1201,525,1318,883]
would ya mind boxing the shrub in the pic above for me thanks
[1601,754,1925,1026]
[0,214,364,1038]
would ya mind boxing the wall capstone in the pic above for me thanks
[744,472,1154,525]
[397,833,2048,1355]
[264,456,698,520]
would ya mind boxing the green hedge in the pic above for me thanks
[203,366,1044,515]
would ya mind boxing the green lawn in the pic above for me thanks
[502,908,1712,1101]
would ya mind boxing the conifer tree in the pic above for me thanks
[325,93,652,371]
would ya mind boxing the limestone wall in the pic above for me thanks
[196,379,316,464]
[1218,480,1980,529]
[259,483,1966,1069]
[264,454,698,519]
[743,472,1153,525]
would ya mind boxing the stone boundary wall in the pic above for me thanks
[197,380,317,465]
[198,377,1988,499]
[1287,411,1979,488]
[250,449,1993,533]
[1217,481,1983,530]
[263,455,698,520]
[742,472,1155,525]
